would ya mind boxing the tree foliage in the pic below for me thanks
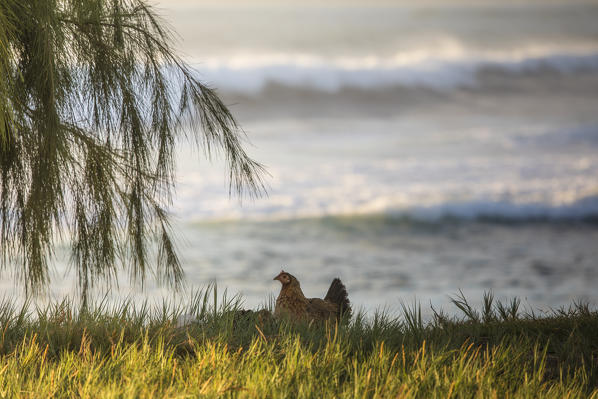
[0,0,264,300]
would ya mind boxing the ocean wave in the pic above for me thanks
[176,194,598,224]
[195,50,598,93]
[392,196,598,223]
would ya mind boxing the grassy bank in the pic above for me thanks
[0,289,597,398]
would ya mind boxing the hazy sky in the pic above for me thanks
[155,0,598,10]
[152,0,598,64]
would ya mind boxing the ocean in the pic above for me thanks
[4,1,598,316]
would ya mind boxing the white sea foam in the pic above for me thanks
[174,148,598,223]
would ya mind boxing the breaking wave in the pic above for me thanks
[195,50,598,93]
[175,192,598,224]
[387,196,598,223]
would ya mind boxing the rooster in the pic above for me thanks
[273,270,351,322]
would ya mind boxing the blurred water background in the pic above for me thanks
[3,0,598,316]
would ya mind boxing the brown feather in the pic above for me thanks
[275,284,309,319]
[274,271,350,322]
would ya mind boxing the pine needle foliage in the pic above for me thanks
[0,0,265,301]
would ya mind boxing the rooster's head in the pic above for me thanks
[273,270,299,287]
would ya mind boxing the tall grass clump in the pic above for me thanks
[0,288,597,398]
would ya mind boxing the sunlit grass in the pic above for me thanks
[0,288,597,398]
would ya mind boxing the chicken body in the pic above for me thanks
[274,271,350,322]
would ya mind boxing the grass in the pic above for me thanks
[0,288,597,398]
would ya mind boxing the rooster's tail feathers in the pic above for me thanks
[324,278,351,319]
